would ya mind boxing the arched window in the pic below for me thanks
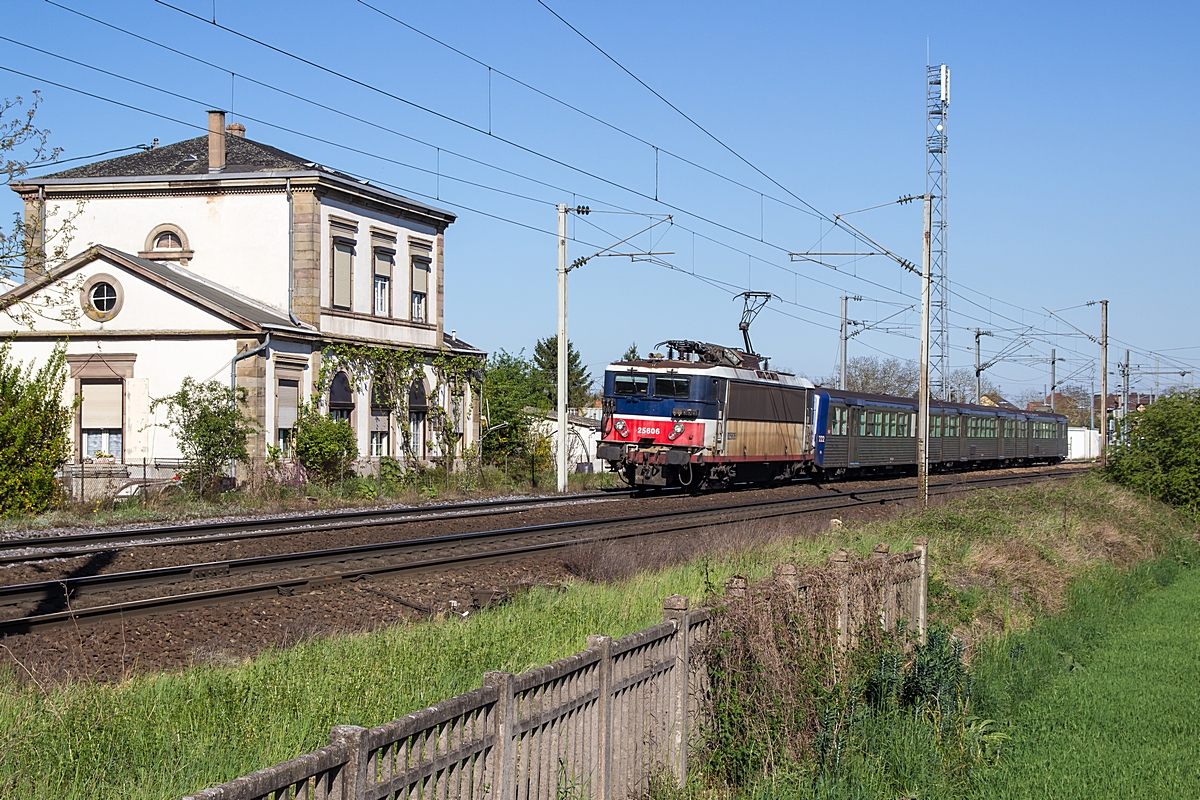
[329,372,354,425]
[407,379,428,460]
[370,380,390,458]
[141,224,192,264]
[154,231,183,250]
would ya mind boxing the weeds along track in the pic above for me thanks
[0,469,1085,634]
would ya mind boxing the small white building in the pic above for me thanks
[527,408,607,474]
[4,112,483,489]
[1068,427,1101,461]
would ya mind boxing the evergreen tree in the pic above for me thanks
[532,335,593,409]
[622,342,640,362]
[481,349,543,461]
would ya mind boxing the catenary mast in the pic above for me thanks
[926,64,950,399]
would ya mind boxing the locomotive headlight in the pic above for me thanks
[614,419,629,438]
[668,421,685,441]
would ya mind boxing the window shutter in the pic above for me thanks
[412,259,429,293]
[333,243,353,309]
[374,251,393,277]
[277,380,299,430]
[81,382,123,428]
[371,410,389,431]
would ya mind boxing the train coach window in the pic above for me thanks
[655,376,690,398]
[614,373,649,395]
[827,406,848,436]
[945,416,959,437]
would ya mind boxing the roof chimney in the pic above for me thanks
[207,110,226,172]
[226,122,246,138]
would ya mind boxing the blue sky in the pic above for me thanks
[4,0,1197,399]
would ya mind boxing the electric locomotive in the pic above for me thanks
[597,340,823,488]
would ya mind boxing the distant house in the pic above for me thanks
[4,111,483,488]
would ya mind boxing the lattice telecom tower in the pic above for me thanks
[926,64,950,399]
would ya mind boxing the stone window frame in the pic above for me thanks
[79,273,125,323]
[139,223,194,265]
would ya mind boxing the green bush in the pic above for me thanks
[0,340,72,514]
[1107,390,1200,509]
[152,378,256,494]
[292,405,357,485]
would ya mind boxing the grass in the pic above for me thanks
[1,474,1196,799]
[971,564,1200,798]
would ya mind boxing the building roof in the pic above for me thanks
[524,407,601,430]
[24,131,456,223]
[443,331,486,356]
[1,245,315,334]
[42,135,325,179]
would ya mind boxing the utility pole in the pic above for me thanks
[1100,300,1108,466]
[1154,352,1159,403]
[556,203,569,493]
[839,296,848,391]
[554,206,673,493]
[1122,349,1131,445]
[1090,378,1095,430]
[973,328,992,402]
[1050,348,1060,414]
[838,296,862,391]
[918,195,932,507]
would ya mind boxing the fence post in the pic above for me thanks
[329,724,368,800]
[724,575,746,600]
[914,538,928,645]
[830,549,851,653]
[587,635,613,800]
[662,595,690,787]
[872,543,890,632]
[483,671,516,800]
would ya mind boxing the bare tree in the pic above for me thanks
[840,355,919,397]
[0,92,84,327]
[944,367,998,405]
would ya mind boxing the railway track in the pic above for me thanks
[0,489,636,565]
[0,468,1086,635]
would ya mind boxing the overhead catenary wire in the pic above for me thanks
[11,7,1174,386]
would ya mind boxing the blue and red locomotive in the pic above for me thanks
[597,339,1067,489]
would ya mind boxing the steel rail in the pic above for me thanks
[0,489,636,562]
[0,469,1085,634]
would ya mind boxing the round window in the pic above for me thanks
[90,282,118,312]
[80,274,124,322]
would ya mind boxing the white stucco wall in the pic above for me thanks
[46,191,289,311]
[0,257,241,334]
[5,337,239,462]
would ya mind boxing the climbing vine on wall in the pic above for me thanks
[315,342,482,469]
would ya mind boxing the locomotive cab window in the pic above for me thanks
[613,373,649,395]
[655,376,690,399]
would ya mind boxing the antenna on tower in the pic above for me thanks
[926,62,951,399]
[735,291,773,356]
